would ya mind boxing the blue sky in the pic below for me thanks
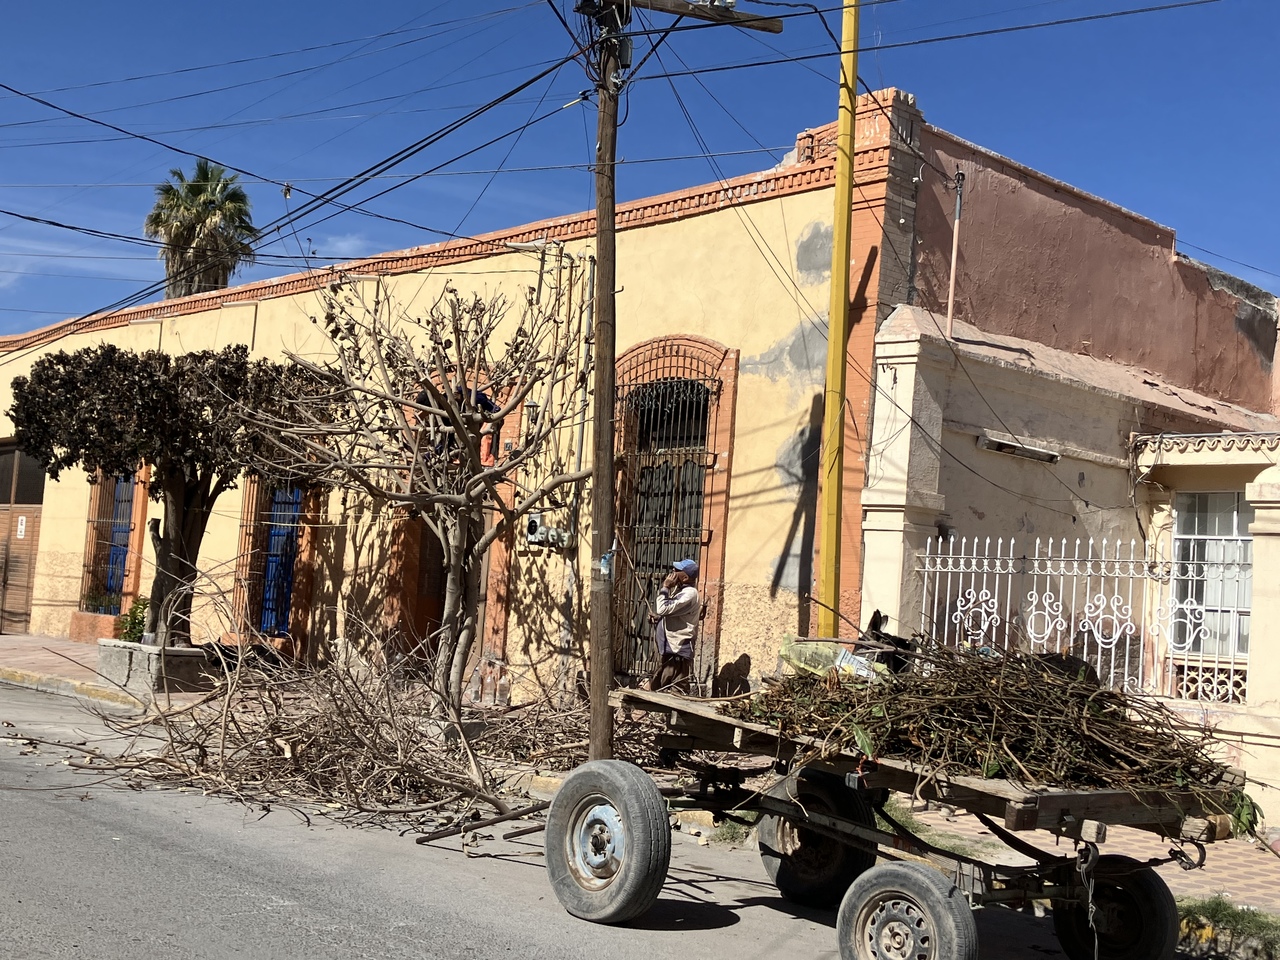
[0,0,1275,336]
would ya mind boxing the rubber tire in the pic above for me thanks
[758,771,876,908]
[544,760,672,925]
[1051,855,1178,960]
[837,862,979,960]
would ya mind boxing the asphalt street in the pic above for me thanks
[0,684,1063,960]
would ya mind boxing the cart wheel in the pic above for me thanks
[1051,854,1178,960]
[837,862,979,960]
[544,760,672,925]
[758,771,876,907]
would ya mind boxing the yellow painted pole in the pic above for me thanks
[815,0,858,639]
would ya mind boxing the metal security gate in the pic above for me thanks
[259,486,303,635]
[920,535,1252,703]
[921,536,1148,692]
[613,376,718,685]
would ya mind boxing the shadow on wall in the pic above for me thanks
[509,540,585,702]
[770,393,823,637]
[716,654,752,695]
[307,495,414,666]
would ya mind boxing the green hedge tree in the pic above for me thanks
[10,344,289,645]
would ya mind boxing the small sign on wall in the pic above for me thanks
[16,516,25,540]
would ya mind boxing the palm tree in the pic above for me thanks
[143,158,259,299]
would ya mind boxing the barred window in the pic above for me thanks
[1172,492,1252,658]
[81,474,138,616]
[234,477,308,638]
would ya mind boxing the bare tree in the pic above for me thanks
[257,269,591,707]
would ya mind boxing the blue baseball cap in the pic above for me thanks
[672,559,699,578]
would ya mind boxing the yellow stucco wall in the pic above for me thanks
[3,185,838,694]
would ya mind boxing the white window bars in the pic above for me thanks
[1168,493,1252,705]
[919,533,1251,704]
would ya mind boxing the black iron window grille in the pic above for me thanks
[258,485,304,635]
[81,475,135,615]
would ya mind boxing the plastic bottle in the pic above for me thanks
[780,638,880,680]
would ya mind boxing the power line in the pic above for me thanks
[0,3,542,250]
[0,51,593,365]
[2,48,584,272]
[263,93,587,244]
[0,268,155,281]
[0,4,545,101]
[392,54,575,307]
[0,206,161,250]
[0,92,581,148]
[0,146,792,188]
[1178,241,1280,285]
[634,0,1221,81]
[0,5,541,133]
[648,38,1098,517]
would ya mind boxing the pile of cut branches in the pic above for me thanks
[472,697,663,769]
[722,643,1240,797]
[83,655,502,825]
[74,652,657,831]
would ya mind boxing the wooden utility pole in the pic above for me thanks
[580,0,782,761]
[587,7,624,762]
[815,1,859,640]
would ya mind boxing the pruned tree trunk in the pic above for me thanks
[448,509,486,709]
[146,470,221,647]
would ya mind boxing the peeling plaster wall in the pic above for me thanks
[912,127,1280,414]
[606,189,837,680]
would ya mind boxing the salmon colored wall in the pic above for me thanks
[912,127,1278,415]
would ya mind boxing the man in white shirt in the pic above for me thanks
[647,558,700,692]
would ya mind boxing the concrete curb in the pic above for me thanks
[0,666,141,708]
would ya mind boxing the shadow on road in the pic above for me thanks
[731,894,837,929]
[628,895,743,931]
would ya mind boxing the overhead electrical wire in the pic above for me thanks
[633,0,1220,81]
[0,0,540,249]
[0,147,792,188]
[729,12,1098,508]
[0,0,1234,385]
[0,42,586,251]
[646,34,1106,517]
[0,5,538,132]
[0,48,594,365]
[1177,241,1280,285]
[0,3,545,101]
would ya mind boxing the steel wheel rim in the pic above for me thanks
[565,793,627,891]
[853,893,935,960]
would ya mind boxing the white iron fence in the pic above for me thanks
[919,536,1250,704]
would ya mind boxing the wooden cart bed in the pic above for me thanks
[612,687,1243,842]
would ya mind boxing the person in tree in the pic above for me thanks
[647,558,700,692]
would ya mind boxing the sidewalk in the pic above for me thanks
[0,633,143,707]
[912,805,1280,912]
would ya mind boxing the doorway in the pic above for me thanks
[612,336,739,690]
[0,446,47,633]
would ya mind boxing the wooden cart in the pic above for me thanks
[542,687,1244,960]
